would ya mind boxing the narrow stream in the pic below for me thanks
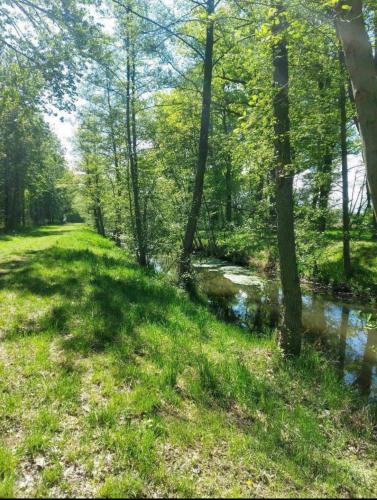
[192,258,377,399]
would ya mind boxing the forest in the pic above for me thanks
[1,0,377,498]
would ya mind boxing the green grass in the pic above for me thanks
[312,228,377,295]
[0,224,376,497]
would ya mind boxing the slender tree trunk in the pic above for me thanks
[86,160,105,237]
[335,0,377,218]
[94,176,105,237]
[344,23,376,236]
[374,7,377,68]
[225,163,232,224]
[126,161,136,238]
[178,0,215,283]
[339,55,352,279]
[21,190,25,228]
[222,111,232,224]
[106,78,122,246]
[272,2,302,357]
[317,151,333,232]
[125,20,147,266]
[366,183,377,238]
[316,75,334,232]
[202,194,217,252]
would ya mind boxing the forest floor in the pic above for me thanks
[1,224,377,498]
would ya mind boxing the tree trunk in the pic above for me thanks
[339,54,352,279]
[366,183,377,238]
[125,20,147,266]
[94,172,105,236]
[222,111,232,224]
[225,162,232,224]
[106,78,122,246]
[374,7,377,68]
[272,2,302,357]
[315,75,334,232]
[178,0,215,283]
[317,151,333,232]
[335,0,377,219]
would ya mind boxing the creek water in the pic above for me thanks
[190,258,377,399]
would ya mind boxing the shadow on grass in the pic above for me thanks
[1,227,376,496]
[2,245,184,352]
[0,224,79,241]
[0,235,278,407]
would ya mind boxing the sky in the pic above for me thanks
[45,111,78,169]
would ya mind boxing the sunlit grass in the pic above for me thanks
[0,224,376,497]
[316,229,377,293]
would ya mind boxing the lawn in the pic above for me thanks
[0,224,376,498]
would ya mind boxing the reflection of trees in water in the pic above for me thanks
[200,267,377,397]
[267,284,280,328]
[356,327,377,397]
[304,296,328,337]
[251,297,263,331]
[338,305,349,374]
[208,294,238,322]
[201,271,240,323]
[244,286,280,332]
[204,277,281,333]
[304,296,338,356]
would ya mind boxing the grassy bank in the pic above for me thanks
[0,224,376,498]
[312,229,377,296]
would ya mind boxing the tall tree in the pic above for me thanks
[124,9,147,265]
[272,2,302,356]
[105,74,123,246]
[339,51,352,279]
[335,0,377,218]
[0,59,73,230]
[178,0,215,283]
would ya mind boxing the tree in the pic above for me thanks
[0,58,73,230]
[335,0,377,218]
[272,2,302,356]
[178,0,216,284]
[124,5,147,265]
[0,0,100,109]
[339,50,352,279]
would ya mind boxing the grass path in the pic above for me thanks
[0,224,376,498]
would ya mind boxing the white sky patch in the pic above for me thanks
[294,153,367,212]
[331,154,366,212]
[45,111,78,169]
[101,16,117,35]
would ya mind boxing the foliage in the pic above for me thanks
[0,59,79,230]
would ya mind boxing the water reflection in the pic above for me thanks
[338,306,349,373]
[355,328,377,398]
[194,259,377,398]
